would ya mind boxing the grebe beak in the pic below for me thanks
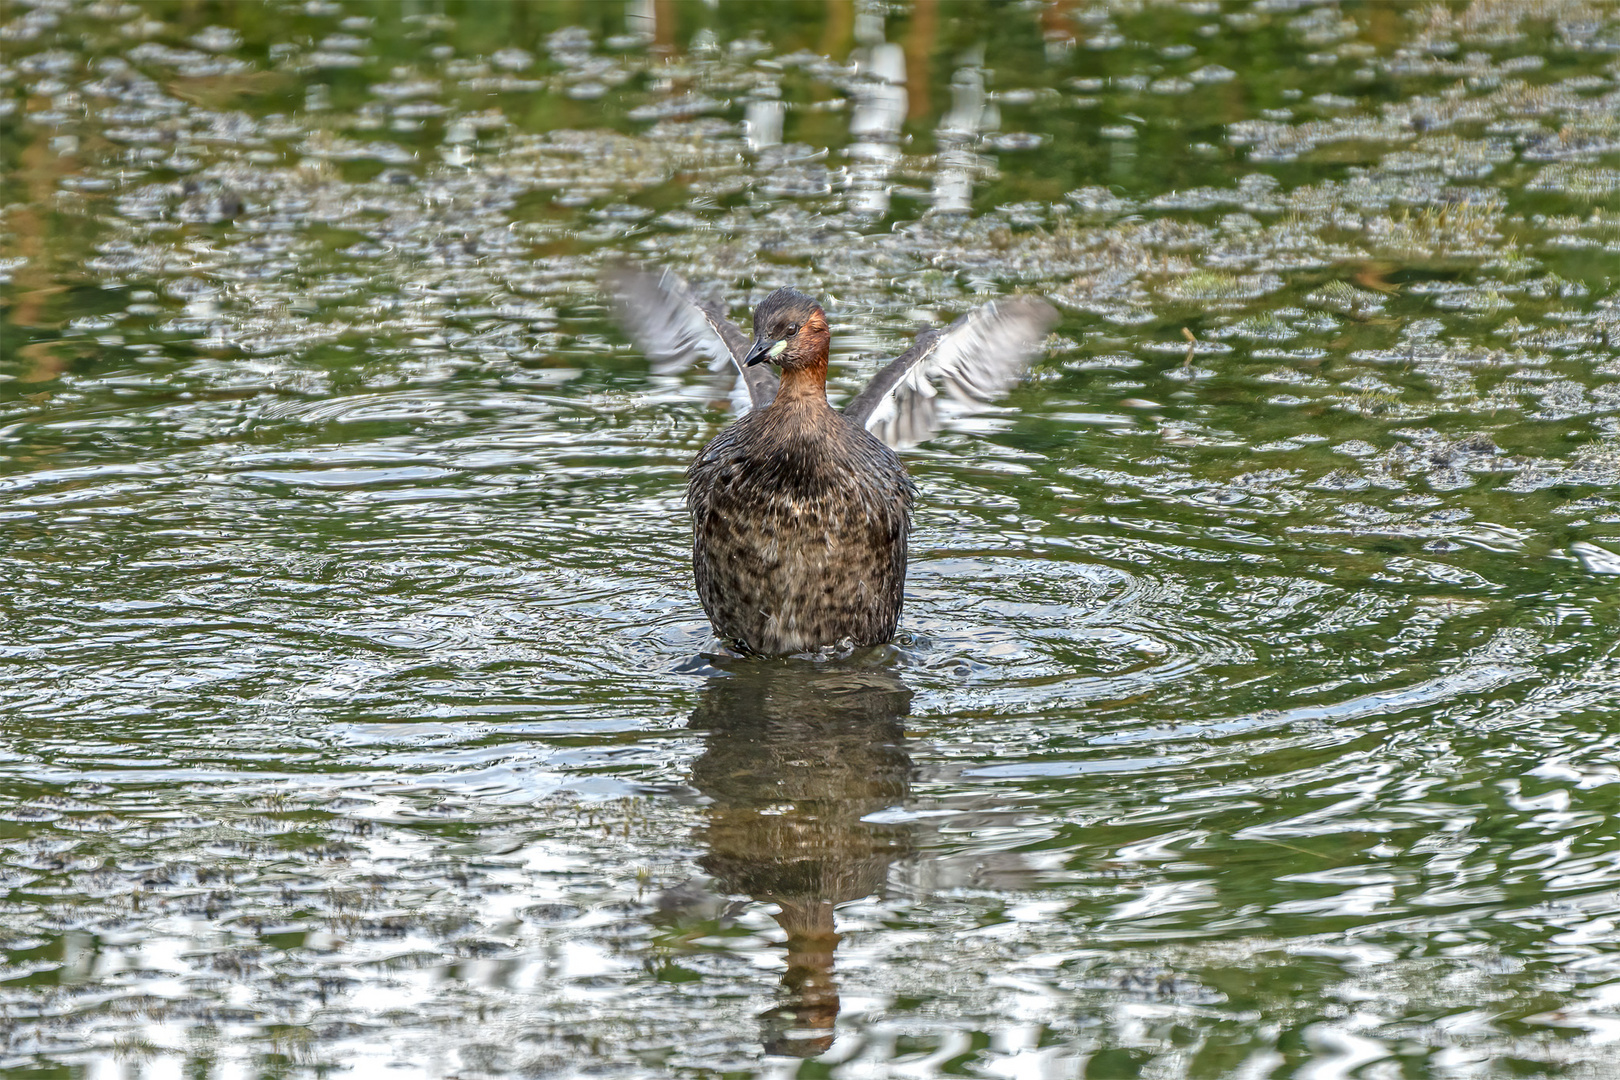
[743,337,787,366]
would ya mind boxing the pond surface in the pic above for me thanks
[4,0,1620,1076]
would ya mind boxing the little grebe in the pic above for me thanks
[610,268,1056,655]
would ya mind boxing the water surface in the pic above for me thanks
[4,1,1620,1076]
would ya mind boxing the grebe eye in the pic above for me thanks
[786,323,799,336]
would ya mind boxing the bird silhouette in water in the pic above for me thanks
[609,267,1057,656]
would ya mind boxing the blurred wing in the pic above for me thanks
[844,295,1058,448]
[604,265,777,410]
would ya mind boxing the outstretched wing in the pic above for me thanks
[844,296,1058,448]
[604,265,777,410]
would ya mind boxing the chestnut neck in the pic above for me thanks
[775,356,830,405]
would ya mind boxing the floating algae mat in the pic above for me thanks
[3,1,1620,1076]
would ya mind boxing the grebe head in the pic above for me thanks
[743,288,830,374]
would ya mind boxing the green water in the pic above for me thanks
[3,0,1620,1076]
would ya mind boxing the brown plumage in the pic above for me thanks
[687,289,912,654]
[607,268,1058,655]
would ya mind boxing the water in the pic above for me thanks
[3,0,1620,1076]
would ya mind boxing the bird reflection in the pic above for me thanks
[683,661,913,1057]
